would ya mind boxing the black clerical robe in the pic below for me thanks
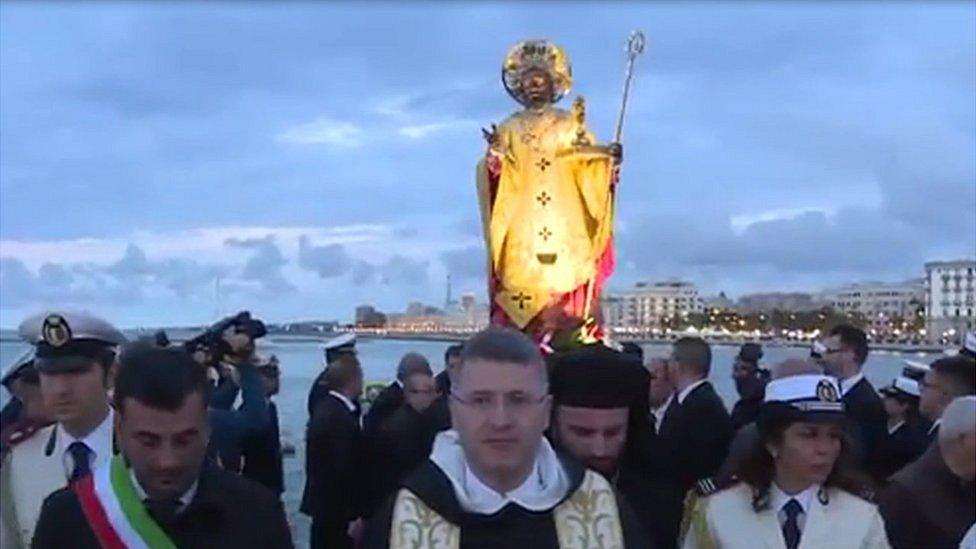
[363,457,652,549]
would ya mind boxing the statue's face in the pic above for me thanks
[519,68,554,106]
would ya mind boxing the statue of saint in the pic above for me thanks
[477,40,622,349]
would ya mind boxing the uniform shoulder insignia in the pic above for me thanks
[695,475,738,497]
[1,419,51,454]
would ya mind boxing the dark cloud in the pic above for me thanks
[378,255,429,286]
[440,245,486,280]
[351,261,376,286]
[225,235,295,293]
[297,235,351,278]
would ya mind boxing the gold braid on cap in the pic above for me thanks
[502,40,572,106]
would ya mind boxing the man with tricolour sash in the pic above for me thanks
[31,345,292,548]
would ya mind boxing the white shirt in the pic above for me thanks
[129,468,199,513]
[328,390,357,413]
[651,394,674,431]
[61,407,114,480]
[770,482,818,533]
[839,373,865,397]
[677,379,708,404]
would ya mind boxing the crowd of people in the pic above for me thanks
[0,309,974,549]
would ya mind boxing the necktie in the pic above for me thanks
[782,498,803,549]
[144,498,181,529]
[67,441,92,481]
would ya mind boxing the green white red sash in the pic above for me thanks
[72,455,178,549]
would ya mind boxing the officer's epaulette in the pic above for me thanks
[694,475,739,497]
[0,419,52,456]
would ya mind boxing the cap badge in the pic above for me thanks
[42,314,72,348]
[816,379,839,403]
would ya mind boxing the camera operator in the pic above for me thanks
[189,312,272,470]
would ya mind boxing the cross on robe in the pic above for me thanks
[512,292,533,310]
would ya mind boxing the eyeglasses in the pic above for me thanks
[450,391,547,414]
[823,347,844,355]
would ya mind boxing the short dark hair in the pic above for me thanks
[396,352,431,381]
[931,355,976,397]
[113,347,210,413]
[324,355,363,391]
[673,337,712,377]
[830,324,869,365]
[444,344,463,364]
[455,327,545,388]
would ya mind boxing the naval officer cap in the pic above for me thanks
[880,376,920,400]
[18,311,127,373]
[1,349,36,388]
[323,333,357,362]
[549,345,644,409]
[758,374,845,433]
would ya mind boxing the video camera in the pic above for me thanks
[184,311,267,363]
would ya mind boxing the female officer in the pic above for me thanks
[683,374,890,549]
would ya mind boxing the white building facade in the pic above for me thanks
[603,280,703,328]
[820,281,924,319]
[925,260,976,343]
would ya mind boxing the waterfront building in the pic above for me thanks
[603,280,703,328]
[924,260,976,343]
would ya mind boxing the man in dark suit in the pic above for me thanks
[301,355,364,549]
[240,357,284,496]
[822,324,887,478]
[362,352,431,435]
[919,354,976,443]
[879,396,976,548]
[307,333,357,417]
[876,376,931,480]
[431,344,463,432]
[729,342,769,431]
[373,371,440,505]
[32,346,292,549]
[652,336,733,548]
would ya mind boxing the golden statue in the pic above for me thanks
[477,39,637,348]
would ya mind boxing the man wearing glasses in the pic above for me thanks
[919,354,976,443]
[821,324,887,479]
[364,327,649,548]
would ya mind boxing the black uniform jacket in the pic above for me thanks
[301,392,362,520]
[363,382,403,434]
[841,377,888,478]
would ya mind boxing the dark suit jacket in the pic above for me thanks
[648,381,732,549]
[657,381,733,489]
[363,382,403,434]
[32,465,292,549]
[301,393,362,522]
[241,400,284,495]
[875,416,932,481]
[363,404,440,517]
[842,377,888,478]
[879,443,976,549]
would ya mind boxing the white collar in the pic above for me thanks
[839,373,864,396]
[429,430,570,515]
[129,467,199,512]
[929,419,941,435]
[770,482,818,515]
[61,407,114,479]
[677,379,708,404]
[328,390,357,413]
[887,420,905,435]
[652,394,674,423]
[393,379,403,388]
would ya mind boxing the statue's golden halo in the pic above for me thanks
[502,39,573,106]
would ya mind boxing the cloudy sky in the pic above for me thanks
[1,1,974,328]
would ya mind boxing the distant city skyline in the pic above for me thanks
[1,2,974,328]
